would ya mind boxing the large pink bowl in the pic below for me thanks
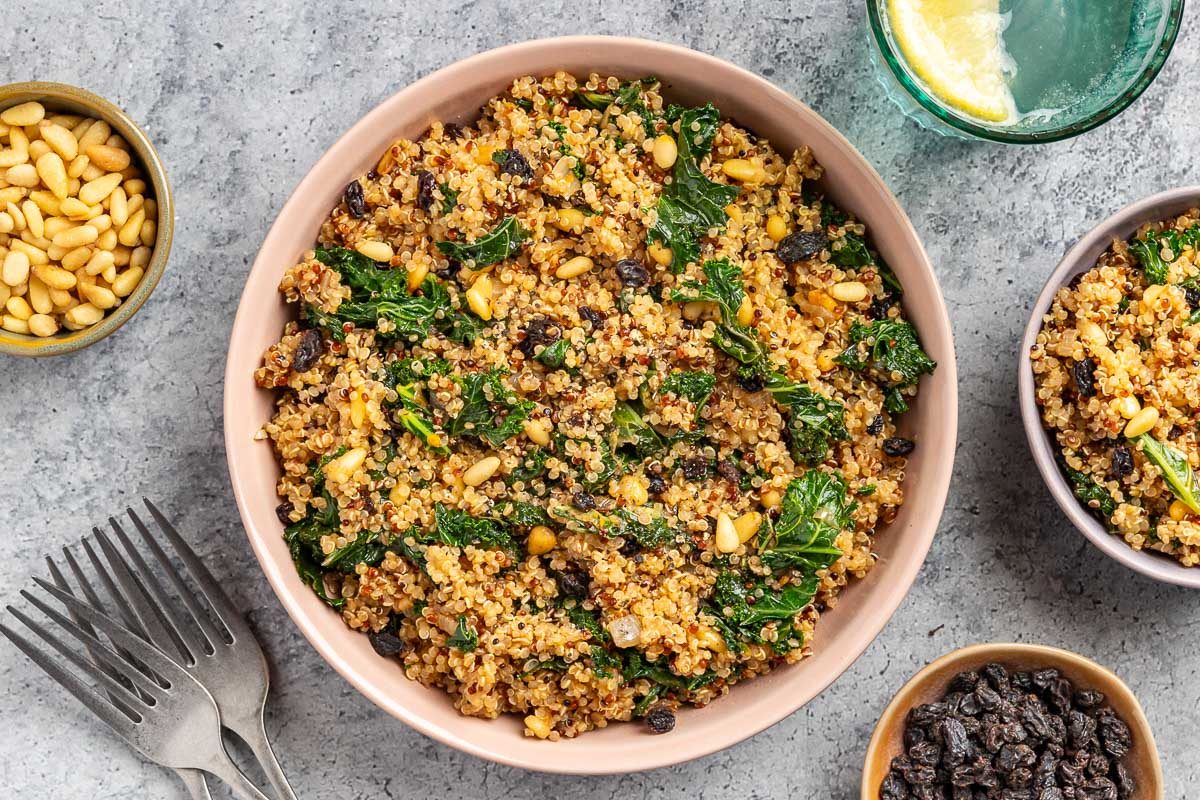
[224,36,958,773]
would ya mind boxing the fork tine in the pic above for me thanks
[31,577,188,679]
[142,499,246,638]
[19,590,164,700]
[6,604,150,714]
[109,514,211,655]
[80,538,148,638]
[127,506,228,648]
[0,619,137,735]
[92,526,194,664]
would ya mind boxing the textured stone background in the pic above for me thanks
[2,1,1197,797]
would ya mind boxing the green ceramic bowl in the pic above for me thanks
[0,81,172,357]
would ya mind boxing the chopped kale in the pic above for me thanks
[435,216,529,268]
[765,374,849,465]
[446,369,535,447]
[660,370,716,421]
[492,499,551,528]
[648,104,741,272]
[381,358,449,455]
[836,318,936,392]
[829,231,872,267]
[282,453,345,607]
[438,181,459,215]
[573,78,659,137]
[447,616,478,652]
[321,530,387,571]
[1064,465,1117,520]
[622,651,716,694]
[551,506,676,549]
[509,447,552,485]
[758,470,852,574]
[429,503,517,553]
[609,401,663,459]
[710,570,817,654]
[1129,229,1182,285]
[1136,434,1200,515]
[670,258,770,372]
[534,337,570,369]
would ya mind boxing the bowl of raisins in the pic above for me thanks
[862,643,1161,800]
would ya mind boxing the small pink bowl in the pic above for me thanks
[1019,186,1200,589]
[224,36,958,772]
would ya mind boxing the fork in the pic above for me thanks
[87,500,298,800]
[0,579,272,800]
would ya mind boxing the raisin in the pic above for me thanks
[910,701,952,726]
[982,663,1010,690]
[556,567,590,599]
[884,437,916,456]
[1109,444,1133,480]
[435,257,460,279]
[644,705,676,734]
[1186,282,1200,310]
[367,630,406,657]
[1067,710,1098,749]
[291,328,324,372]
[1097,712,1131,758]
[1031,668,1059,692]
[1046,678,1073,715]
[647,473,667,497]
[1072,358,1097,397]
[517,316,562,357]
[493,148,533,181]
[905,726,928,750]
[957,693,982,717]
[615,258,651,287]
[948,670,981,693]
[1038,789,1065,800]
[344,179,366,218]
[416,170,437,211]
[716,459,741,485]
[1021,704,1055,742]
[867,414,885,436]
[881,770,910,800]
[1113,763,1136,799]
[975,685,1002,712]
[274,502,294,525]
[571,491,596,511]
[911,740,942,766]
[618,537,640,557]
[682,456,710,482]
[1080,777,1118,800]
[1011,671,1033,692]
[1074,689,1105,709]
[940,718,970,767]
[775,230,827,264]
[869,291,898,320]
[579,306,604,329]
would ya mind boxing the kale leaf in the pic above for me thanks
[551,506,676,549]
[836,319,936,391]
[1063,465,1117,520]
[660,370,716,421]
[758,470,852,574]
[648,104,740,272]
[609,401,663,459]
[492,499,551,528]
[381,357,450,455]
[438,181,459,215]
[1136,434,1200,515]
[446,369,535,447]
[534,337,570,369]
[710,570,817,654]
[282,453,346,606]
[429,503,517,553]
[509,447,552,485]
[447,616,478,652]
[573,78,659,137]
[829,231,872,267]
[670,258,770,372]
[765,374,849,466]
[435,216,529,268]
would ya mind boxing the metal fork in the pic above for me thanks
[0,580,272,800]
[88,500,297,800]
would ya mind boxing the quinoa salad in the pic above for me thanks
[1031,209,1200,567]
[254,73,936,739]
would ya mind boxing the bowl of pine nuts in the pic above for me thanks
[0,81,172,356]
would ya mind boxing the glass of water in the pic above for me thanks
[867,0,1184,143]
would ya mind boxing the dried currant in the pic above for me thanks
[1071,358,1097,397]
[344,179,366,218]
[291,328,324,372]
[775,230,827,264]
[416,170,437,211]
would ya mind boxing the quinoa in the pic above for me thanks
[255,73,934,739]
[1031,208,1200,567]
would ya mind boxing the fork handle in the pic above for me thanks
[176,769,213,800]
[201,749,273,800]
[242,716,298,800]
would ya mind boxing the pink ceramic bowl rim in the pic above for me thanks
[1018,186,1200,589]
[224,35,958,772]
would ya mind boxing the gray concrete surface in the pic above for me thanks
[2,1,1198,797]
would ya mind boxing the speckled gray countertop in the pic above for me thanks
[2,1,1198,797]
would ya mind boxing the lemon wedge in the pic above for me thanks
[888,0,1016,124]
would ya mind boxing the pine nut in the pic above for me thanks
[2,250,30,286]
[1117,395,1141,419]
[1169,499,1189,521]
[555,255,593,279]
[27,313,57,337]
[324,447,367,484]
[77,120,110,150]
[27,276,51,314]
[733,511,762,543]
[39,123,78,161]
[6,201,24,231]
[33,263,76,290]
[78,172,123,206]
[80,283,117,310]
[48,287,72,307]
[111,266,143,297]
[6,295,32,320]
[617,474,649,506]
[117,208,144,246]
[406,261,429,293]
[466,273,493,320]
[1,102,45,127]
[652,134,677,169]
[97,229,118,251]
[1078,320,1107,347]
[523,417,551,446]
[766,215,787,242]
[760,488,782,509]
[89,214,112,234]
[61,246,91,272]
[555,207,585,231]
[21,200,43,239]
[52,224,98,249]
[28,140,51,162]
[0,212,11,234]
[463,456,502,487]
[67,154,90,179]
[682,301,709,321]
[830,280,869,303]
[5,163,38,188]
[526,526,557,556]
[0,149,28,169]
[130,246,151,270]
[10,240,47,265]
[736,295,754,326]
[647,241,673,267]
[29,190,60,217]
[715,512,740,553]
[1124,407,1159,438]
[109,186,127,226]
[721,158,764,183]
[35,152,68,199]
[1,313,29,333]
[124,179,147,196]
[387,481,410,505]
[85,144,131,172]
[139,218,156,246]
[355,239,392,262]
